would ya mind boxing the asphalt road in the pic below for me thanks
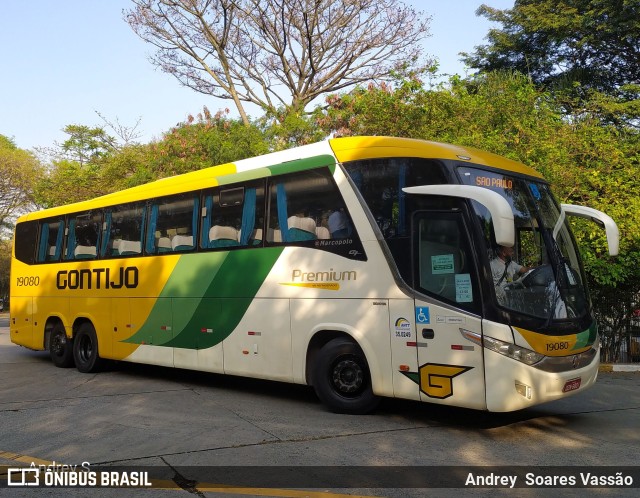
[0,313,638,497]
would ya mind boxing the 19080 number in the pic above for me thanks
[546,341,569,352]
[16,276,40,287]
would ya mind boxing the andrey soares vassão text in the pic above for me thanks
[465,471,635,488]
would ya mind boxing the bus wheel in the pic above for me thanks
[73,323,104,373]
[49,323,75,368]
[312,338,380,414]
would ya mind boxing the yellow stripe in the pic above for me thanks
[515,327,591,356]
[280,282,340,291]
[175,483,377,497]
[19,162,237,222]
[0,450,52,466]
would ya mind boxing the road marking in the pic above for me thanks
[0,450,379,497]
[0,450,52,466]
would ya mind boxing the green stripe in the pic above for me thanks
[123,247,283,348]
[574,322,598,350]
[217,168,272,185]
[267,155,336,176]
[214,155,336,187]
[401,371,420,385]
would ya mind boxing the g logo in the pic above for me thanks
[419,363,472,399]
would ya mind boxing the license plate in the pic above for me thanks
[563,378,581,393]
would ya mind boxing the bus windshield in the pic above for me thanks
[459,167,589,321]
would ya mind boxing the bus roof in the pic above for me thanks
[19,136,543,222]
[329,136,543,179]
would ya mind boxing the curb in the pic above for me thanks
[599,364,640,372]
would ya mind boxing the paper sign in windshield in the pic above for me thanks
[455,274,473,303]
[431,254,454,274]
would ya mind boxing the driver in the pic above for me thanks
[491,245,532,305]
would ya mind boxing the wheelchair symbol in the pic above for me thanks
[416,307,430,324]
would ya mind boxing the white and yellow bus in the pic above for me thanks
[10,136,619,413]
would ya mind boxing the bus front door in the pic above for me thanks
[412,211,486,410]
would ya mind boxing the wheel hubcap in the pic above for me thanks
[52,334,65,356]
[79,336,92,363]
[332,357,364,395]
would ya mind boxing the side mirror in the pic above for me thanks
[558,204,619,256]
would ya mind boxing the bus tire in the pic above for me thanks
[49,323,75,368]
[73,323,104,373]
[312,338,380,414]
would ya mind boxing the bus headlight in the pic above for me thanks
[483,336,544,365]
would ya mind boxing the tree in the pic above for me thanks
[95,111,144,147]
[0,238,11,303]
[34,159,105,208]
[144,108,271,177]
[125,0,432,125]
[34,125,120,208]
[58,125,118,166]
[462,1,640,104]
[0,135,42,234]
[35,110,272,206]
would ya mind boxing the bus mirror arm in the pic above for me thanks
[560,204,619,256]
[402,185,515,247]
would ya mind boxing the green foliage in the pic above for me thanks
[261,109,327,150]
[0,135,42,231]
[59,125,117,165]
[34,109,272,207]
[0,135,17,150]
[34,159,104,208]
[463,0,640,99]
[144,109,270,178]
[0,238,10,302]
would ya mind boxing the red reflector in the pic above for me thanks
[248,331,256,336]
[399,365,410,372]
[563,378,581,393]
[406,342,417,347]
[451,345,463,350]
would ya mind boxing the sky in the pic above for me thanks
[0,0,514,152]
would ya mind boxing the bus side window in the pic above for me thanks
[201,182,265,249]
[14,220,38,265]
[266,169,354,244]
[102,203,146,258]
[65,212,102,261]
[37,219,65,263]
[146,195,199,254]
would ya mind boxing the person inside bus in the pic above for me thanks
[490,245,532,304]
[328,208,351,238]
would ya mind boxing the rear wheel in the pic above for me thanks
[73,323,105,373]
[312,338,380,414]
[49,323,74,368]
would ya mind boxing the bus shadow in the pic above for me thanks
[9,348,574,431]
[376,396,562,430]
[108,360,559,430]
[109,359,319,404]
